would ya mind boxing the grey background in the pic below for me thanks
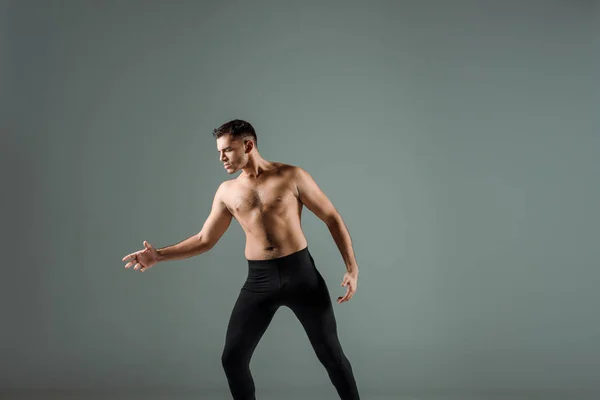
[2,0,599,399]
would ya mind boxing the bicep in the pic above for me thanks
[199,183,233,248]
[294,167,338,223]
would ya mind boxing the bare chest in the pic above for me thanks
[224,177,298,217]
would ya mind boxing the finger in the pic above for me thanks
[134,263,141,270]
[337,288,350,303]
[343,290,351,301]
[125,254,138,267]
[144,241,150,249]
[124,254,136,267]
[123,251,141,262]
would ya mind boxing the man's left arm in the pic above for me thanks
[293,166,358,302]
[326,216,359,275]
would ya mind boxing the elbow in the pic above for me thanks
[198,233,216,252]
[324,213,342,226]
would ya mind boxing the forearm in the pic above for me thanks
[326,215,359,274]
[156,233,211,262]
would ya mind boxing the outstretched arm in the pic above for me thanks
[157,182,233,262]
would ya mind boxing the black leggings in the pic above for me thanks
[221,246,360,399]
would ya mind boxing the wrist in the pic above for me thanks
[156,249,167,262]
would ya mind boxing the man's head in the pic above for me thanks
[213,119,258,174]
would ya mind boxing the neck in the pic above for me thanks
[241,154,272,179]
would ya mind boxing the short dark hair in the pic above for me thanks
[212,119,258,149]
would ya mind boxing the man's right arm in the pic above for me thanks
[156,182,233,263]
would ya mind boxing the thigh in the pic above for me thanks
[286,273,341,346]
[223,290,280,357]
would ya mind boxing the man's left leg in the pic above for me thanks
[286,269,360,400]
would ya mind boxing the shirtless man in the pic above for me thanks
[122,119,360,399]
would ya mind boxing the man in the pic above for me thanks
[122,119,360,399]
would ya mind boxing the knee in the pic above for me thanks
[314,342,344,370]
[221,347,235,371]
[221,345,245,372]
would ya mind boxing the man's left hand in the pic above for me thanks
[337,271,358,304]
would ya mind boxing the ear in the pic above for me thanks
[244,139,254,153]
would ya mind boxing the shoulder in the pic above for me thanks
[274,163,316,198]
[217,179,235,198]
[218,179,232,190]
[215,180,237,212]
[273,162,304,177]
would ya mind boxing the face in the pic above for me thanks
[217,135,247,174]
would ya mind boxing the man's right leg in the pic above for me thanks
[221,289,279,400]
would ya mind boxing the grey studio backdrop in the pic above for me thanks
[3,0,599,399]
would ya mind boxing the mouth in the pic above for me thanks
[224,164,231,168]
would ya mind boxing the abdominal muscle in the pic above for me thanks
[241,209,309,261]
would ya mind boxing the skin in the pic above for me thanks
[123,134,359,303]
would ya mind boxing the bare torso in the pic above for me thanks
[221,162,308,260]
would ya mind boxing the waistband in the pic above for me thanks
[246,246,311,269]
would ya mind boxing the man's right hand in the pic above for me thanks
[123,241,159,272]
